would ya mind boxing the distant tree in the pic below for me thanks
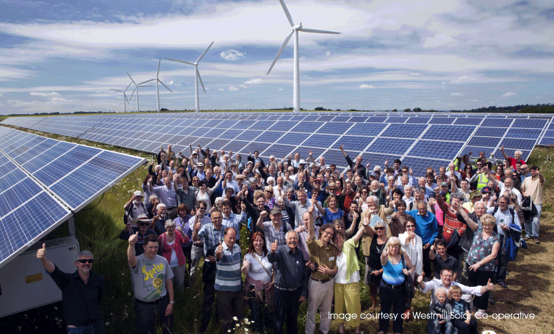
[413,107,422,112]
[392,109,398,112]
[336,109,341,111]
[404,108,411,112]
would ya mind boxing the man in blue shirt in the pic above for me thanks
[406,200,439,280]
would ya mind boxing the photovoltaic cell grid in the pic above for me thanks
[2,111,552,177]
[0,127,146,268]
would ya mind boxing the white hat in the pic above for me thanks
[299,159,307,165]
[269,155,275,159]
[137,214,150,222]
[198,162,204,167]
[134,191,143,197]
[247,161,254,165]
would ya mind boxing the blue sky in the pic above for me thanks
[0,0,552,114]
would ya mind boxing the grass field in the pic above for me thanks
[0,124,553,334]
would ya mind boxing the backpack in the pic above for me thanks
[492,206,515,229]
[124,201,146,225]
[505,224,527,262]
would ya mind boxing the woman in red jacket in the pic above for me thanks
[159,219,190,293]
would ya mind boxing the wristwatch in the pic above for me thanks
[170,300,175,304]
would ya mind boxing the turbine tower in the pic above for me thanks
[267,0,340,112]
[137,59,173,113]
[110,82,132,112]
[127,72,152,112]
[166,41,214,113]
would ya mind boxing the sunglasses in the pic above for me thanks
[77,259,93,264]
[266,190,273,193]
[374,227,384,231]
[140,223,149,226]
[198,207,207,210]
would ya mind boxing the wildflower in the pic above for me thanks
[233,316,238,321]
[105,322,110,326]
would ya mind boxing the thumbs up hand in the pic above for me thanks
[37,243,47,261]
[129,232,139,245]
[242,259,250,271]
[271,240,278,253]
[215,244,224,258]
[486,278,495,292]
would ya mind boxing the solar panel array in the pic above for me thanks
[3,112,552,176]
[0,126,146,268]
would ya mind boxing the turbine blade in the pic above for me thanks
[299,28,341,34]
[127,72,136,85]
[159,79,173,93]
[279,0,294,27]
[267,30,294,75]
[138,79,155,85]
[110,89,123,92]
[196,41,214,63]
[197,68,206,94]
[129,88,136,100]
[157,58,161,78]
[123,92,129,103]
[125,82,132,92]
[165,58,195,66]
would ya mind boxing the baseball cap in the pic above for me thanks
[370,172,378,178]
[134,191,143,197]
[198,162,204,167]
[470,190,482,200]
[270,207,281,215]
[441,182,449,187]
[299,159,307,165]
[481,187,492,194]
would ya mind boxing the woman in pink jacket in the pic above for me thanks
[158,219,190,293]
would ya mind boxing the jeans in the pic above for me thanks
[171,264,186,293]
[66,321,105,334]
[273,287,302,334]
[495,235,507,284]
[247,285,274,332]
[423,246,432,278]
[134,294,173,334]
[202,280,216,333]
[525,204,542,238]
[378,281,406,333]
[433,319,453,334]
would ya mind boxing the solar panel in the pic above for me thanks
[539,137,554,146]
[323,149,355,168]
[504,128,542,139]
[3,111,551,182]
[277,132,311,145]
[422,125,474,142]
[346,123,387,136]
[291,122,323,133]
[0,127,145,268]
[458,146,495,157]
[366,138,415,155]
[261,144,295,159]
[401,157,450,177]
[474,127,507,137]
[500,138,535,150]
[316,122,353,135]
[496,148,530,161]
[302,134,340,148]
[381,124,427,139]
[467,136,502,148]
[481,118,512,127]
[406,140,464,160]
[292,147,326,160]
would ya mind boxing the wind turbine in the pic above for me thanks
[110,82,132,112]
[127,72,153,112]
[267,0,340,113]
[166,41,214,113]
[136,59,173,113]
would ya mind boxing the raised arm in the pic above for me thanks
[127,232,139,268]
[499,145,510,161]
[307,203,316,242]
[256,211,269,231]
[36,243,55,273]
[311,194,325,215]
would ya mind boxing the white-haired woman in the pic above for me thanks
[159,219,190,293]
[398,216,422,318]
[361,214,392,311]
[379,237,414,334]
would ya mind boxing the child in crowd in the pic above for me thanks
[449,285,478,334]
[431,287,453,334]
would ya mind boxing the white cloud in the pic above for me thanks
[450,76,471,83]
[220,50,245,61]
[422,34,455,48]
[451,92,463,96]
[30,92,60,97]
[218,88,225,91]
[239,84,247,89]
[359,84,375,89]
[228,86,239,91]
[326,51,331,56]
[244,79,263,85]
[501,92,516,97]
[277,88,284,91]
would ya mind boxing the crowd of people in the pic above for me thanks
[38,142,544,334]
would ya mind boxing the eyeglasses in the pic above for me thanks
[140,223,149,226]
[198,207,206,210]
[374,227,384,230]
[77,259,93,264]
[406,225,415,228]
[361,191,368,194]
[265,190,273,193]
